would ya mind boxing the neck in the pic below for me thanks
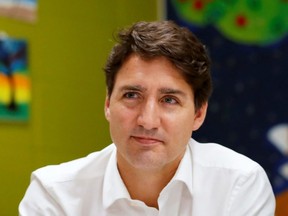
[117,155,182,209]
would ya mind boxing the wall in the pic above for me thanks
[0,0,157,215]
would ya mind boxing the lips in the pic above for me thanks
[131,136,163,145]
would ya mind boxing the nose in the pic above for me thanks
[137,99,160,130]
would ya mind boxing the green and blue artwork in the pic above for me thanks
[171,0,288,45]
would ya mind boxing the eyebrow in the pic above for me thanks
[119,85,147,92]
[119,85,187,97]
[159,88,186,97]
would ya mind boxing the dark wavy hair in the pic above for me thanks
[104,20,212,110]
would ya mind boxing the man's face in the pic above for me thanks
[105,54,207,171]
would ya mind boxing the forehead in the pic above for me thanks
[112,54,194,98]
[117,55,187,84]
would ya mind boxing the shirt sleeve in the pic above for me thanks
[19,175,65,216]
[227,165,276,216]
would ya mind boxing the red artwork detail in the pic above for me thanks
[193,0,204,10]
[236,15,247,27]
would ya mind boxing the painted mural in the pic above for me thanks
[0,38,30,121]
[0,0,37,22]
[166,0,288,215]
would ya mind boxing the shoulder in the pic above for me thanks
[188,139,275,214]
[189,139,261,173]
[32,144,116,184]
[19,145,117,215]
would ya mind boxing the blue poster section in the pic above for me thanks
[166,0,288,198]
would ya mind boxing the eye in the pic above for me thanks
[123,92,139,99]
[162,96,178,105]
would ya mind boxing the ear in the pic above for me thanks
[192,102,208,131]
[104,96,111,121]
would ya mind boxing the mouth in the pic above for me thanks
[131,136,163,145]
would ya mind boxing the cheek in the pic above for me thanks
[109,106,137,129]
[108,112,126,143]
[168,109,196,127]
[109,108,139,145]
[166,112,195,138]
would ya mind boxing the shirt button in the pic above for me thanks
[130,201,139,207]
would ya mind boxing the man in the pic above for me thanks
[19,21,275,215]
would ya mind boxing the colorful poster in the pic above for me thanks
[0,37,30,121]
[0,0,37,23]
[166,0,288,215]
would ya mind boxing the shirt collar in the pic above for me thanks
[103,145,131,209]
[169,139,193,196]
[102,140,194,209]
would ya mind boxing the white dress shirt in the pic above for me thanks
[19,139,275,216]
